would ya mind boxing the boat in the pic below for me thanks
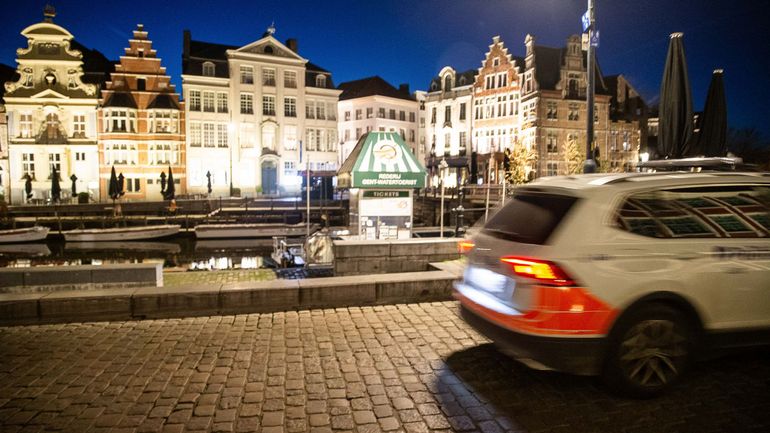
[65,241,181,254]
[0,226,50,243]
[194,222,318,239]
[62,224,180,242]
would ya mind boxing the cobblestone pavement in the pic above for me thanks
[1,301,769,433]
[164,269,276,286]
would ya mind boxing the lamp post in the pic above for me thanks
[439,158,448,237]
[583,0,598,174]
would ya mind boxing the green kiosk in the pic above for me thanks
[337,132,427,240]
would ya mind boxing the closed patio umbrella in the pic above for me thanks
[206,171,212,194]
[695,69,727,157]
[658,32,694,159]
[70,174,78,196]
[50,166,61,203]
[108,167,119,200]
[25,174,33,200]
[164,166,175,200]
[118,173,125,197]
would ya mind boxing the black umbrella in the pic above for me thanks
[159,171,167,195]
[470,151,478,184]
[117,173,125,197]
[70,174,78,196]
[658,32,694,159]
[695,69,727,157]
[206,171,212,194]
[164,166,175,200]
[24,173,33,200]
[108,166,119,200]
[50,166,61,203]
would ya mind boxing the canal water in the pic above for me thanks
[0,237,279,271]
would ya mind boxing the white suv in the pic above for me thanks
[454,171,770,397]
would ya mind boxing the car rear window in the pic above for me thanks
[483,192,579,244]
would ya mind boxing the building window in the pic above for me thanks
[189,90,201,111]
[315,75,327,87]
[389,109,396,120]
[459,103,466,121]
[431,107,437,124]
[18,113,33,138]
[240,66,254,84]
[547,102,558,120]
[409,112,416,122]
[216,93,228,113]
[459,132,467,155]
[284,71,297,88]
[284,126,297,151]
[355,109,362,120]
[547,132,558,153]
[75,152,86,161]
[284,161,296,178]
[262,124,276,151]
[306,101,315,119]
[284,97,296,117]
[262,68,276,86]
[203,91,215,112]
[48,154,61,176]
[240,94,253,114]
[150,111,178,133]
[355,128,362,140]
[22,153,35,178]
[150,143,178,165]
[568,104,580,121]
[409,129,415,143]
[137,78,146,91]
[105,110,136,133]
[399,111,406,121]
[547,162,558,176]
[444,106,451,126]
[327,103,336,120]
[240,123,255,147]
[263,95,276,116]
[203,123,215,147]
[190,122,201,146]
[72,114,86,138]
[377,108,385,118]
[105,143,137,165]
[203,62,216,77]
[498,73,507,88]
[217,124,228,148]
[344,111,350,121]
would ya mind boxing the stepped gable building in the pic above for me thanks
[337,76,421,163]
[2,7,105,204]
[519,34,640,176]
[98,24,186,201]
[471,36,525,182]
[182,25,341,196]
[423,67,477,187]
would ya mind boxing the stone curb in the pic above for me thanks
[0,271,458,326]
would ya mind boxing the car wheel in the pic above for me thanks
[602,304,693,398]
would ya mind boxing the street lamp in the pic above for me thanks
[439,158,448,238]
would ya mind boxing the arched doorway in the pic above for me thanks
[261,160,277,195]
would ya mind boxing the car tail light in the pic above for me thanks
[458,240,475,255]
[500,256,576,286]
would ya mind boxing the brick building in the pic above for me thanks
[98,24,185,201]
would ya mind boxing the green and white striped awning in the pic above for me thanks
[338,132,426,189]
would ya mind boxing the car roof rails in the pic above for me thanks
[637,157,746,171]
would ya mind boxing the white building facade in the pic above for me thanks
[337,77,421,163]
[3,12,101,204]
[182,27,340,196]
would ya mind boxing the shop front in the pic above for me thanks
[337,132,426,240]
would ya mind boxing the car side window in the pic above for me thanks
[615,185,770,239]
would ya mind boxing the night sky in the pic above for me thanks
[2,0,769,134]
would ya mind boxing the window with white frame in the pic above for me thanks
[326,129,337,151]
[378,107,385,118]
[355,109,362,120]
[240,94,253,114]
[217,124,228,148]
[410,112,416,122]
[240,123,255,147]
[104,109,136,133]
[568,103,580,121]
[203,123,215,147]
[284,97,296,117]
[189,122,201,146]
[202,62,215,77]
[547,102,558,120]
[306,101,315,119]
[48,153,61,177]
[497,72,507,88]
[217,93,228,113]
[315,75,326,87]
[327,103,336,120]
[22,153,35,178]
[105,143,137,165]
[240,66,254,84]
[344,111,350,121]
[547,132,558,153]
[72,114,86,138]
[126,178,141,193]
[19,113,33,138]
[284,125,297,150]
[547,162,558,176]
[262,124,276,150]
[410,129,416,143]
[284,160,296,177]
[459,131,467,152]
[188,90,201,111]
[263,95,276,116]
[284,70,297,88]
[150,111,178,133]
[316,102,325,120]
[75,152,86,161]
[150,143,178,165]
[262,68,275,86]
[203,91,215,112]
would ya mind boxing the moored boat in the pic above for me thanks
[0,226,50,243]
[194,223,317,239]
[63,224,180,242]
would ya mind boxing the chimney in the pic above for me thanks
[286,38,298,53]
[183,30,191,58]
[399,83,410,95]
